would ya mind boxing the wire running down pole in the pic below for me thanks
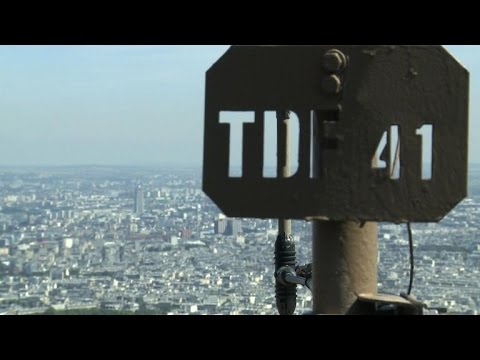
[275,110,296,315]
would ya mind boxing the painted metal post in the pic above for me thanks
[311,52,378,314]
[277,110,292,236]
[312,221,378,314]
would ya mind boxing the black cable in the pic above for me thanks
[390,137,415,296]
[407,222,414,295]
[275,233,297,315]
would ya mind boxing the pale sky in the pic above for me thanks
[0,45,477,166]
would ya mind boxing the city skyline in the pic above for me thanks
[0,45,476,316]
[1,165,479,315]
[0,45,478,166]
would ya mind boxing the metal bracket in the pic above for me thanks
[276,263,312,292]
[348,293,426,315]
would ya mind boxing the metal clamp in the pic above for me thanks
[275,263,313,292]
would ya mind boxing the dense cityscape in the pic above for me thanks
[0,165,479,315]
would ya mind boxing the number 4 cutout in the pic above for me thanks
[372,125,432,180]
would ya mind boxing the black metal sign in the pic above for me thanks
[203,46,469,222]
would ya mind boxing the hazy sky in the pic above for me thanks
[0,45,477,166]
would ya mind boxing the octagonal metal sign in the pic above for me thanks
[203,45,469,223]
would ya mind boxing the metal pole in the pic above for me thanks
[312,221,377,314]
[277,110,291,236]
[311,111,378,315]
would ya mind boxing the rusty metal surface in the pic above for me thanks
[348,293,424,315]
[312,221,377,314]
[356,293,413,306]
[203,45,469,222]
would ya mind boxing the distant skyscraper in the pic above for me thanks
[214,216,242,237]
[134,185,144,215]
[214,218,227,234]
[226,219,242,236]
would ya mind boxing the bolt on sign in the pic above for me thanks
[203,46,469,223]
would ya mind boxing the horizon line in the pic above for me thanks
[1,163,480,168]
[0,163,203,168]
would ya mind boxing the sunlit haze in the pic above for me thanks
[0,45,477,166]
